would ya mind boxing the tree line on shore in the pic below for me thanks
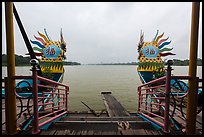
[89,58,202,66]
[2,54,202,66]
[2,54,81,66]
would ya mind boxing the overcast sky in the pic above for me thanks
[2,2,202,64]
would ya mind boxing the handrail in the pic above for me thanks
[31,67,69,134]
[37,75,68,87]
[2,68,69,134]
[137,64,202,133]
[138,76,166,87]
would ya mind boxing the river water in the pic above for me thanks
[2,65,202,112]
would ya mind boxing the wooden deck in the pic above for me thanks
[38,91,165,135]
[38,112,164,135]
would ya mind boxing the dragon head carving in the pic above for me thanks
[137,30,175,73]
[30,28,67,74]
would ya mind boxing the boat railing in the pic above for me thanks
[137,63,202,133]
[2,65,69,134]
[33,75,69,133]
[137,76,170,133]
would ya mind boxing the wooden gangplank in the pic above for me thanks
[101,91,130,117]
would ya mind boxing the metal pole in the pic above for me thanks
[163,60,173,133]
[30,60,40,134]
[5,2,17,135]
[186,2,200,135]
[65,87,69,111]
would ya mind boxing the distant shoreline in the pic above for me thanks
[2,54,202,66]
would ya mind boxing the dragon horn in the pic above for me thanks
[60,28,66,45]
[60,28,63,42]
[60,28,64,43]
[152,30,159,42]
[140,30,144,43]
[138,30,144,51]
[140,30,142,37]
[44,28,51,41]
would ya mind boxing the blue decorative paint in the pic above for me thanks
[30,40,45,48]
[141,45,159,59]
[158,41,171,49]
[43,44,61,59]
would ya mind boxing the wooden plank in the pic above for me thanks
[74,130,81,135]
[65,129,73,135]
[38,116,166,135]
[120,129,135,135]
[143,129,152,135]
[49,130,56,135]
[101,130,115,135]
[80,130,87,135]
[63,130,68,135]
[116,130,122,135]
[132,129,147,135]
[145,129,161,135]
[40,130,52,135]
[55,130,66,135]
[41,130,56,135]
[151,129,162,135]
[86,130,94,135]
[93,130,102,135]
[69,130,76,135]
[101,91,130,117]
[61,116,143,121]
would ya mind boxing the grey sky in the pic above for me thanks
[2,2,202,64]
